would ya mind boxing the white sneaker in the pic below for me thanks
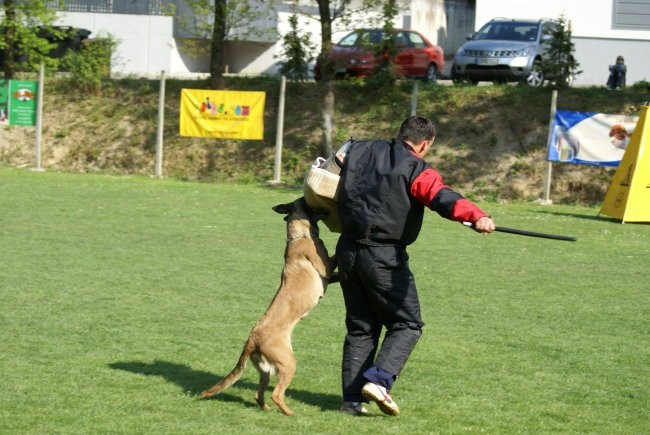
[361,382,400,416]
[339,401,369,416]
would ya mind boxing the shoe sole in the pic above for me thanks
[362,386,400,416]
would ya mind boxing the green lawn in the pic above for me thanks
[1,168,647,434]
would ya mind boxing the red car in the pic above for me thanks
[314,28,445,82]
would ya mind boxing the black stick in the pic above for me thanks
[464,222,577,242]
[494,226,577,241]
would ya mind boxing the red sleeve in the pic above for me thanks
[450,198,487,223]
[409,168,447,205]
[410,168,487,223]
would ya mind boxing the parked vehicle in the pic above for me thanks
[314,28,445,83]
[451,18,561,86]
[0,26,91,69]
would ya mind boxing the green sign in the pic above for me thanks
[9,80,38,126]
[0,80,38,126]
[0,80,8,124]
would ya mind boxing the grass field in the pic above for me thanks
[1,168,648,434]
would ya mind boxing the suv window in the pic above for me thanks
[541,21,557,37]
[474,22,540,42]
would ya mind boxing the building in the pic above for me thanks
[44,0,649,85]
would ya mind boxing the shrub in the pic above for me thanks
[61,36,116,94]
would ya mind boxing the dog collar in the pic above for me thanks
[287,232,318,242]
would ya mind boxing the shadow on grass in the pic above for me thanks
[534,209,650,225]
[108,360,341,411]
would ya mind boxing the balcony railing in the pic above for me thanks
[37,0,176,16]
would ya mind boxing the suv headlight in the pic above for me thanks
[514,47,533,57]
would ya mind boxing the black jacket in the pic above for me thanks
[338,139,486,246]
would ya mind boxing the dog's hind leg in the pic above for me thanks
[255,369,271,411]
[271,356,297,416]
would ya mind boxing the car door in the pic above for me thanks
[405,31,430,76]
[394,31,414,75]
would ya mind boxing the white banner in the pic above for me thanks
[547,110,638,166]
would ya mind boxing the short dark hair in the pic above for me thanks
[397,116,436,144]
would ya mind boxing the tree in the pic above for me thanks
[313,0,349,156]
[368,0,401,89]
[210,0,227,89]
[174,0,274,89]
[542,15,582,88]
[1,0,61,78]
[277,14,316,82]
[292,0,383,155]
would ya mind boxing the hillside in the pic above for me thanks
[1,76,647,205]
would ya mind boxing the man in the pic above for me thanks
[606,55,626,90]
[335,116,495,416]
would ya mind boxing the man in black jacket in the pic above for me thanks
[606,55,627,90]
[336,116,495,416]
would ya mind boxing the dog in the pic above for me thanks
[200,197,337,416]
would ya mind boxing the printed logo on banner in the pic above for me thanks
[179,89,265,140]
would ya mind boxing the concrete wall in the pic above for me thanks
[56,12,176,77]
[410,0,475,59]
[53,1,477,78]
[474,0,650,85]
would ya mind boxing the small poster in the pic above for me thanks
[8,80,38,126]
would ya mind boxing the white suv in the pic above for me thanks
[451,18,559,86]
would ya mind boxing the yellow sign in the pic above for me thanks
[180,89,265,139]
[600,106,650,222]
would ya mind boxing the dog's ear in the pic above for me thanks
[272,202,293,215]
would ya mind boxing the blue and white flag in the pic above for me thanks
[547,110,638,166]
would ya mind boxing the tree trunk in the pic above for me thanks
[210,0,227,89]
[3,0,17,79]
[317,0,335,156]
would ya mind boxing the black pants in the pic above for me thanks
[336,237,423,401]
[607,67,626,89]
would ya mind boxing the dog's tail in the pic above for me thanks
[200,338,255,398]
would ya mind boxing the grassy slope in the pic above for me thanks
[1,168,648,433]
[0,76,648,204]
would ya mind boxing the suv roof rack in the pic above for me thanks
[489,17,555,22]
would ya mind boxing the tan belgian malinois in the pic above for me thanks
[200,197,337,416]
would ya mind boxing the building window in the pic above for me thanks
[40,0,173,15]
[614,0,650,29]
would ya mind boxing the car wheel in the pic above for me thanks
[424,63,438,83]
[526,61,545,87]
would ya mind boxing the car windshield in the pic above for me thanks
[337,29,384,47]
[473,22,539,42]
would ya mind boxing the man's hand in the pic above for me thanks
[473,216,495,234]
